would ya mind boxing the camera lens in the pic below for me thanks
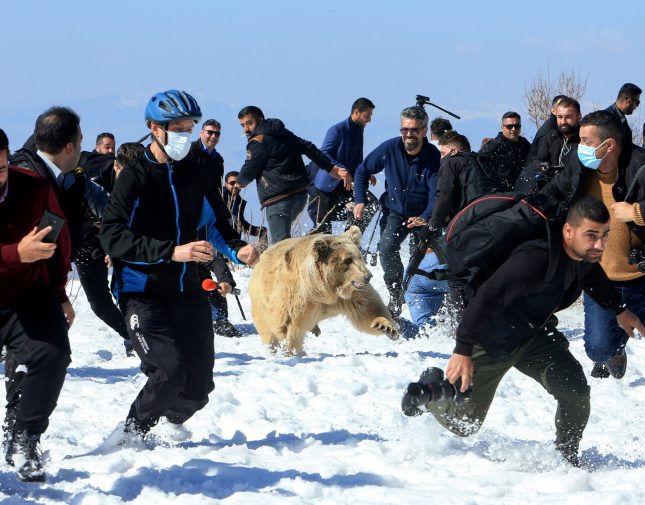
[638,261,645,274]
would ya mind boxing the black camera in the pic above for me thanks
[534,162,562,189]
[405,377,471,407]
[415,94,431,108]
[628,248,645,273]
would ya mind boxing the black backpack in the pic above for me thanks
[459,152,506,204]
[404,192,557,304]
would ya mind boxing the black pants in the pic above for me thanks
[120,293,215,424]
[307,186,379,235]
[378,210,420,298]
[76,253,128,340]
[1,288,71,434]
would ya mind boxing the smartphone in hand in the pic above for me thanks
[38,210,65,243]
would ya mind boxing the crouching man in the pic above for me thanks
[402,197,645,466]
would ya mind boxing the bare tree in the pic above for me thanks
[523,67,589,129]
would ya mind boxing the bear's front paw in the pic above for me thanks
[371,317,399,340]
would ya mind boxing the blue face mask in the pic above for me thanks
[577,140,608,170]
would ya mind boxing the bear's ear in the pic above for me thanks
[312,238,331,261]
[343,225,362,246]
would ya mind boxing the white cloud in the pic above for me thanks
[558,30,630,55]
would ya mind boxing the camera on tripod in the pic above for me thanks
[414,94,461,119]
[415,95,431,108]
[628,247,645,273]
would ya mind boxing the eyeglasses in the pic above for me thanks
[502,123,521,130]
[203,130,221,137]
[400,127,421,135]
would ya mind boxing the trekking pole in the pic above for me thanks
[203,279,247,321]
[363,208,382,266]
[234,294,247,321]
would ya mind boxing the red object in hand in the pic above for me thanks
[202,279,218,292]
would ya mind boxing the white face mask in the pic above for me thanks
[430,139,441,148]
[162,130,191,161]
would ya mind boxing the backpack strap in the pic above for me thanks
[625,163,645,201]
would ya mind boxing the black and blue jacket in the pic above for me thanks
[354,137,440,221]
[100,147,246,299]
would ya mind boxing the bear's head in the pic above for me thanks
[310,226,373,299]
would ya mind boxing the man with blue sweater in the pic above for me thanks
[308,98,379,234]
[354,106,440,317]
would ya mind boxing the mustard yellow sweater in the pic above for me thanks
[583,170,644,282]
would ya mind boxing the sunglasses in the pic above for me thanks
[400,127,422,135]
[203,130,221,137]
[503,123,521,130]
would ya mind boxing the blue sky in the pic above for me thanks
[3,0,644,211]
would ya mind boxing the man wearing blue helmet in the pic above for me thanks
[100,90,258,443]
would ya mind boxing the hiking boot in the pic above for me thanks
[555,440,580,467]
[401,367,445,416]
[605,348,627,379]
[590,361,610,379]
[7,429,46,482]
[213,319,242,338]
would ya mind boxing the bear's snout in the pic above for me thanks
[363,272,372,283]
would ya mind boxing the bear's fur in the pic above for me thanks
[248,226,398,355]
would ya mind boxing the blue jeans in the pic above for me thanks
[404,253,448,326]
[583,276,645,362]
[265,192,308,244]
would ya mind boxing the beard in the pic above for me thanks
[558,124,578,136]
[404,138,420,152]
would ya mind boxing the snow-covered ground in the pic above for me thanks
[1,259,645,504]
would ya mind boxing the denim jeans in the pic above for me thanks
[404,253,448,326]
[583,276,645,362]
[265,192,308,244]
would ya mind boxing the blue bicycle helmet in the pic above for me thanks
[144,89,202,125]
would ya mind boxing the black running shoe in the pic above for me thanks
[7,429,46,482]
[590,362,610,379]
[213,319,242,338]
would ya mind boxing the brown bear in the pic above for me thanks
[248,226,398,355]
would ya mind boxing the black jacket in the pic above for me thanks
[515,129,581,192]
[188,140,224,190]
[429,152,470,228]
[237,118,334,207]
[527,114,557,162]
[100,147,245,298]
[79,150,115,191]
[533,144,645,244]
[455,239,623,359]
[479,132,530,190]
[606,103,633,159]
